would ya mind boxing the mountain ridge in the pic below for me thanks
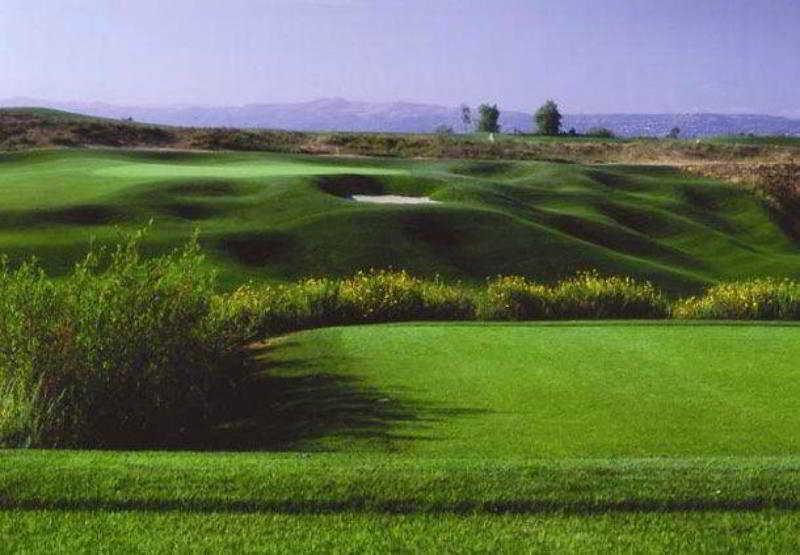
[3,97,800,138]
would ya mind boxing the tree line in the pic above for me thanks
[442,101,683,139]
[453,100,615,138]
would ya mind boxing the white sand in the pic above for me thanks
[351,194,440,205]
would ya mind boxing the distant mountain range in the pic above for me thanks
[3,97,800,138]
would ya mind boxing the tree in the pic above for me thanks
[459,104,472,134]
[477,103,500,133]
[535,100,562,136]
[667,127,681,139]
[585,127,616,138]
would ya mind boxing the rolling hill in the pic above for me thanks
[1,148,798,294]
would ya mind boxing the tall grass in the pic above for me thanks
[218,270,668,339]
[221,270,476,336]
[674,278,800,320]
[478,272,669,320]
[0,232,253,448]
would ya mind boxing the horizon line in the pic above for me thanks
[1,96,799,120]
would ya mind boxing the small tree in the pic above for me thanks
[667,127,681,139]
[585,127,616,138]
[535,100,562,136]
[459,104,472,134]
[477,103,500,133]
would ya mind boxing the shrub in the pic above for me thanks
[479,276,550,320]
[0,232,252,448]
[550,272,669,319]
[673,278,800,320]
[585,127,616,139]
[478,272,668,320]
[339,270,474,324]
[252,277,346,334]
[223,270,476,336]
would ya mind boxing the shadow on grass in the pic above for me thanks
[0,204,129,228]
[4,497,800,516]
[766,200,800,243]
[181,342,484,451]
[218,231,297,266]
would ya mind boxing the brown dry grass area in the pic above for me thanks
[4,109,800,165]
[682,162,800,209]
[679,161,800,239]
[3,106,800,208]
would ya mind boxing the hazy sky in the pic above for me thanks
[2,0,798,114]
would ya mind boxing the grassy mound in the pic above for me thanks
[1,149,799,294]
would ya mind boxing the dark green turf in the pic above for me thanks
[1,149,798,292]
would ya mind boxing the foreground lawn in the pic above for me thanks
[4,455,800,552]
[7,505,800,552]
[1,149,799,293]
[3,323,800,551]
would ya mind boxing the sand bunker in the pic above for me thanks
[351,195,440,205]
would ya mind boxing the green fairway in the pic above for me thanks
[253,322,800,457]
[4,323,800,550]
[93,159,403,179]
[1,148,799,293]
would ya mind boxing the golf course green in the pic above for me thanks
[1,148,798,292]
[4,322,800,551]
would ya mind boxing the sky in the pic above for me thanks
[1,0,798,115]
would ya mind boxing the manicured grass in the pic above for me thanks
[3,323,800,550]
[4,455,800,551]
[1,149,799,293]
[259,322,800,457]
[6,505,800,552]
